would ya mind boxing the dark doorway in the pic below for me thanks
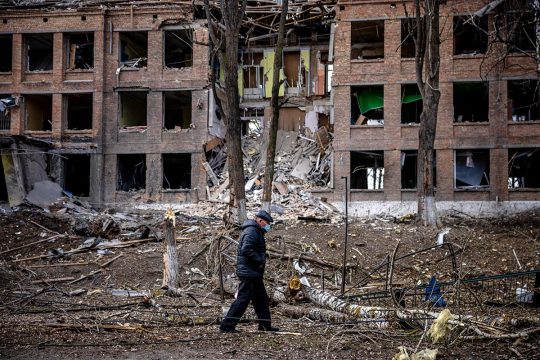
[64,154,90,197]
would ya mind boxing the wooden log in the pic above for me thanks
[279,304,350,323]
[162,209,180,294]
[30,277,75,284]
[0,234,62,256]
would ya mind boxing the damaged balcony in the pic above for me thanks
[162,153,191,191]
[455,149,490,190]
[0,34,12,73]
[351,20,384,61]
[453,16,488,56]
[164,29,193,69]
[351,85,384,126]
[508,148,540,190]
[118,91,147,133]
[24,94,53,132]
[66,33,94,71]
[351,151,384,190]
[117,154,146,192]
[25,33,53,72]
[453,82,489,123]
[63,154,90,197]
[119,31,147,69]
[163,91,192,131]
[508,79,539,122]
[65,93,93,132]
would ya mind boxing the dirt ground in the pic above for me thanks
[0,205,539,359]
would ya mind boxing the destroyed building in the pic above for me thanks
[1,0,540,215]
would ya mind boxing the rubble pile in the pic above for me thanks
[205,126,339,222]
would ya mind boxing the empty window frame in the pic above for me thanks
[0,95,15,130]
[453,82,489,122]
[401,84,423,124]
[164,29,193,68]
[283,51,308,91]
[0,34,12,72]
[401,18,416,58]
[508,148,540,188]
[453,16,488,55]
[24,94,53,131]
[241,52,264,98]
[163,91,192,130]
[401,150,437,189]
[117,154,146,191]
[25,33,53,71]
[351,20,384,60]
[508,79,539,121]
[119,32,148,68]
[63,154,90,197]
[351,85,384,125]
[119,92,147,128]
[66,93,93,130]
[507,11,536,53]
[66,32,94,70]
[455,149,490,189]
[351,151,384,190]
[162,153,191,190]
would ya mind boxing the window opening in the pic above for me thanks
[455,149,490,188]
[453,16,488,55]
[119,32,148,68]
[241,52,264,99]
[454,82,489,122]
[507,11,536,53]
[117,154,146,191]
[64,154,90,197]
[164,29,193,68]
[0,34,12,72]
[401,84,423,124]
[66,93,93,130]
[351,85,384,125]
[401,18,416,58]
[26,33,53,71]
[508,79,539,121]
[351,20,384,60]
[119,92,147,129]
[162,153,191,190]
[67,33,94,70]
[0,95,16,131]
[351,151,384,190]
[25,94,52,131]
[508,148,540,188]
[163,91,192,130]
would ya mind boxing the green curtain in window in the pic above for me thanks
[401,86,422,104]
[356,88,384,114]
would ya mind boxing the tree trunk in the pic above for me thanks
[415,0,441,227]
[279,304,350,323]
[261,0,288,212]
[162,216,179,292]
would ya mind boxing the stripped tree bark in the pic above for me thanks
[162,209,181,296]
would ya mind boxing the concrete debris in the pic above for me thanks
[25,180,63,209]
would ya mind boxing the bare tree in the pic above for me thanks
[413,0,442,227]
[204,0,248,224]
[261,0,288,212]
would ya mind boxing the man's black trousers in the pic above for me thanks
[220,276,271,330]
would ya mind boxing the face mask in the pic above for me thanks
[262,224,271,233]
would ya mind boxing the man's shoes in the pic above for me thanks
[219,327,240,333]
[258,325,279,332]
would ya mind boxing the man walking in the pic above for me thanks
[219,210,279,333]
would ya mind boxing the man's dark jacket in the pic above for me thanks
[236,219,266,277]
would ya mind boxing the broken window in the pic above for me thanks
[162,153,191,190]
[351,151,384,190]
[163,91,192,130]
[63,154,90,197]
[0,34,12,72]
[508,79,539,121]
[24,94,52,131]
[117,154,146,191]
[507,11,536,53]
[0,95,16,130]
[453,16,488,55]
[351,20,384,60]
[401,84,423,124]
[453,82,489,122]
[164,29,193,68]
[401,150,437,189]
[66,93,93,130]
[26,33,53,71]
[508,148,540,188]
[119,32,147,68]
[401,18,416,58]
[66,32,94,70]
[351,85,384,125]
[241,52,264,99]
[455,149,490,189]
[119,91,147,129]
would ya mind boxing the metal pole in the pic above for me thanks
[340,176,348,296]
